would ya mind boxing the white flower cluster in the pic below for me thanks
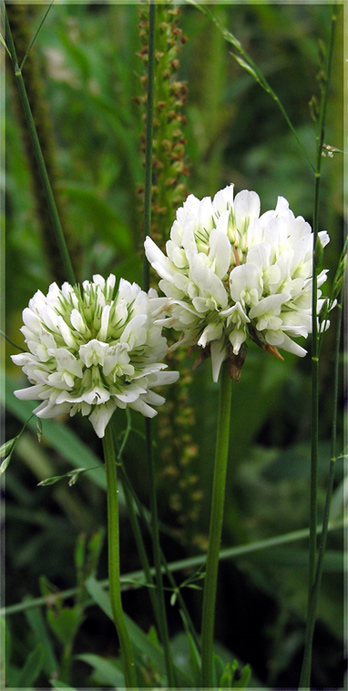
[12,275,179,437]
[145,184,330,382]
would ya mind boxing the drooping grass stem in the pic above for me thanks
[2,2,75,286]
[201,360,232,687]
[102,424,137,689]
[299,6,338,688]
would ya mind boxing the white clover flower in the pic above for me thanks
[12,275,179,437]
[145,184,330,382]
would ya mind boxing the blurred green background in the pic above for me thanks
[3,2,345,688]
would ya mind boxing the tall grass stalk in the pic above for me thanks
[299,5,338,688]
[2,2,75,286]
[201,360,232,687]
[102,423,137,688]
[141,4,176,686]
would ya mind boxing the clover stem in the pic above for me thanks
[102,423,137,688]
[201,359,232,687]
[299,6,338,688]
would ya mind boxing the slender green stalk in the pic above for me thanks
[19,1,54,71]
[299,292,343,688]
[2,2,75,286]
[102,424,137,689]
[117,456,161,633]
[201,360,232,687]
[299,7,338,688]
[141,3,176,686]
[142,1,156,294]
[118,439,201,654]
[2,519,345,618]
[145,417,176,686]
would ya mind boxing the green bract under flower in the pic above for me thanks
[12,275,179,437]
[145,184,330,382]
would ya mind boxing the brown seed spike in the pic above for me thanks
[262,344,284,360]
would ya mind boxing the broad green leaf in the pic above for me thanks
[16,643,44,687]
[50,681,79,690]
[76,653,124,686]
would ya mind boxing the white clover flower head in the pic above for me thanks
[145,184,330,382]
[12,275,179,438]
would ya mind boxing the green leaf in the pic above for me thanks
[49,680,79,690]
[36,418,43,443]
[76,653,124,686]
[25,602,58,676]
[85,576,191,686]
[187,630,201,685]
[4,374,106,489]
[219,659,238,688]
[16,643,44,687]
[262,441,333,480]
[0,31,11,58]
[0,438,16,461]
[37,467,99,487]
[233,663,251,688]
[86,528,105,579]
[0,453,12,475]
[47,605,82,647]
[231,54,263,86]
[60,184,132,252]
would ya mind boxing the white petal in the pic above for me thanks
[89,400,116,438]
[210,339,228,383]
[318,230,330,248]
[198,322,223,348]
[129,398,158,418]
[79,339,109,367]
[234,190,260,230]
[229,263,262,305]
[14,384,45,400]
[208,228,232,278]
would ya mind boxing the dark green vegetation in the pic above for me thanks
[3,3,344,688]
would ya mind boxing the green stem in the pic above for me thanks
[2,519,345,618]
[2,2,75,286]
[300,7,338,688]
[118,458,162,634]
[145,418,176,686]
[102,424,137,689]
[299,293,343,689]
[201,360,232,687]
[140,3,176,685]
[142,1,156,293]
[118,438,201,654]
